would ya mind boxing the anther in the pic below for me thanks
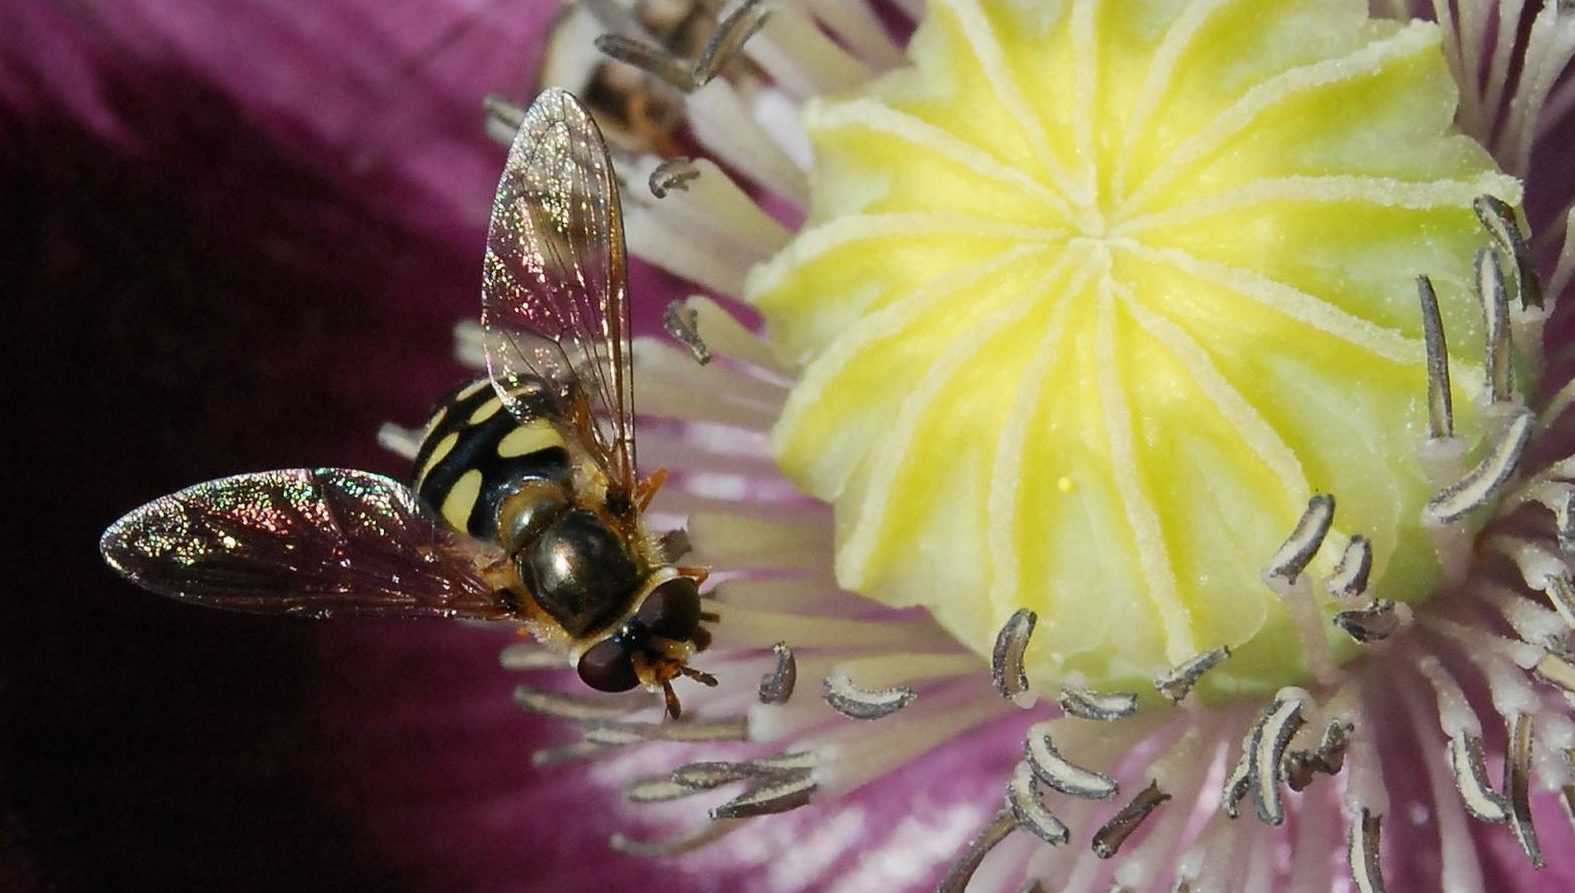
[1154,646,1231,704]
[1007,761,1071,846]
[709,768,817,820]
[1058,686,1139,722]
[1326,535,1373,599]
[936,810,1018,893]
[1423,407,1534,525]
[823,669,916,720]
[1264,494,1335,588]
[1348,808,1388,893]
[650,157,700,198]
[1533,650,1575,696]
[1092,780,1171,859]
[1505,713,1544,867]
[625,775,702,804]
[1416,276,1456,440]
[1248,689,1309,825]
[594,0,770,93]
[1284,720,1352,791]
[758,641,797,704]
[1476,247,1516,404]
[1473,195,1543,310]
[692,0,772,86]
[1447,733,1509,823]
[672,752,815,791]
[663,300,712,366]
[1024,724,1118,800]
[992,608,1037,706]
[1333,600,1408,643]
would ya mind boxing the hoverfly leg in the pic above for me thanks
[679,665,718,687]
[661,679,683,720]
[676,565,710,585]
[633,466,670,512]
[691,625,713,653]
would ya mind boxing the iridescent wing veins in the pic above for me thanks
[481,87,636,496]
[100,469,511,619]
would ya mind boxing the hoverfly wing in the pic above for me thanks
[481,87,637,500]
[100,469,512,620]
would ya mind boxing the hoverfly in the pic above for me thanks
[101,88,716,718]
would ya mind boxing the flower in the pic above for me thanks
[497,0,1575,891]
[10,2,1574,893]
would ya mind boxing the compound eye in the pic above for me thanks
[633,576,702,641]
[577,638,639,692]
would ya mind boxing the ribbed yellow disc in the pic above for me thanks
[746,0,1522,698]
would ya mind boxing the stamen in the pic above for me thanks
[1283,720,1352,792]
[692,0,773,88]
[582,716,749,745]
[672,751,816,791]
[1347,808,1388,893]
[758,641,797,704]
[1326,534,1373,599]
[663,296,714,362]
[1512,479,1575,553]
[1154,646,1231,704]
[1476,246,1516,404]
[1248,688,1309,825]
[593,0,770,93]
[610,820,743,857]
[594,34,698,92]
[513,685,652,721]
[992,608,1037,706]
[1416,276,1455,439]
[481,94,525,147]
[936,809,1017,893]
[709,768,817,819]
[1474,194,1543,310]
[1423,406,1534,525]
[1058,686,1139,722]
[1446,733,1509,823]
[625,775,702,804]
[531,740,611,766]
[375,423,421,461]
[1006,761,1071,846]
[1263,494,1335,588]
[1505,712,1544,867]
[1533,650,1575,697]
[658,526,692,563]
[649,157,701,199]
[1023,723,1119,800]
[498,644,564,670]
[823,668,915,720]
[1489,535,1575,628]
[1333,600,1410,643]
[1091,780,1171,859]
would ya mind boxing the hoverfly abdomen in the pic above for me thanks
[412,377,572,539]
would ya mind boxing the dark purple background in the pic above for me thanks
[1,3,690,889]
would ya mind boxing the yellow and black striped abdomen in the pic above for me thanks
[411,378,573,541]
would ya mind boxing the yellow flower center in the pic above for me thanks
[745,0,1522,698]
